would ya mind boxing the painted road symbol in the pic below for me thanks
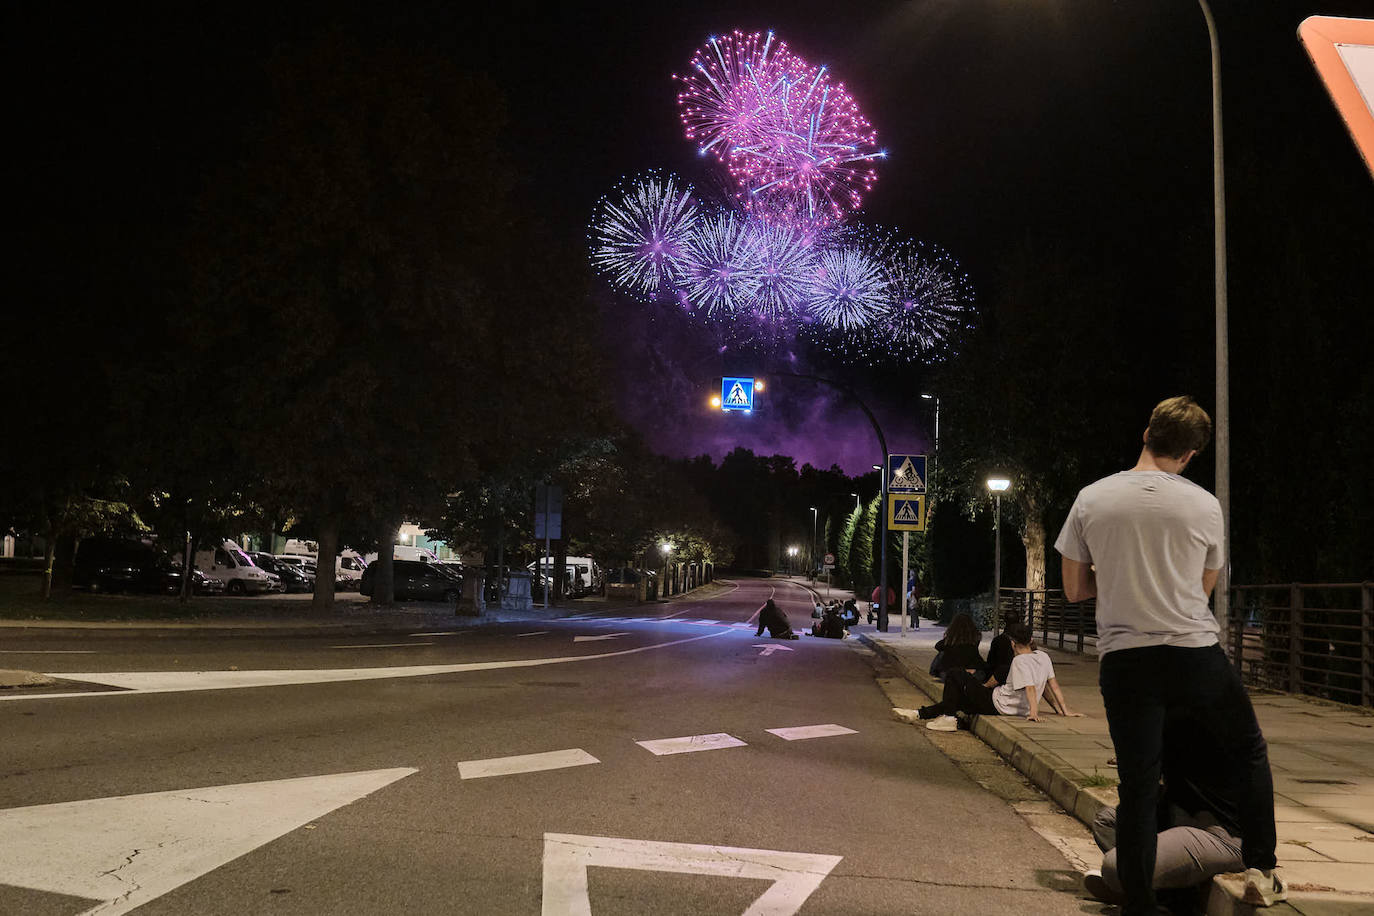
[752,644,795,656]
[541,833,842,916]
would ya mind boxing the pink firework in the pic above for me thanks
[674,30,884,231]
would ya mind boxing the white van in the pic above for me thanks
[195,540,278,595]
[529,556,600,597]
[335,549,368,590]
[363,545,439,565]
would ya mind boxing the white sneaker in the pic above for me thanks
[926,715,958,731]
[1242,868,1287,907]
[1081,870,1124,905]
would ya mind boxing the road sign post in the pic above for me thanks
[720,377,755,412]
[887,456,927,637]
[535,484,563,609]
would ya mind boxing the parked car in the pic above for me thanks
[249,552,314,593]
[360,560,462,602]
[363,545,440,565]
[194,541,276,595]
[191,567,226,595]
[73,537,162,593]
[529,556,601,597]
[274,554,317,576]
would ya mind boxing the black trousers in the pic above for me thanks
[1100,644,1276,916]
[925,669,999,717]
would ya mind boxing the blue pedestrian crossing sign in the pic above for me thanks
[721,377,755,411]
[888,494,926,532]
[887,454,927,494]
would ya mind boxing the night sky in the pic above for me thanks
[15,0,1373,475]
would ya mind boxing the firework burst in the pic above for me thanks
[869,238,976,361]
[679,211,764,317]
[803,244,887,331]
[589,172,700,297]
[738,217,815,321]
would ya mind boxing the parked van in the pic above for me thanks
[335,549,367,590]
[529,556,600,597]
[363,545,439,565]
[194,540,277,595]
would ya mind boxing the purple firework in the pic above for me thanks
[675,30,883,232]
[589,172,700,297]
[869,237,976,361]
[679,212,764,317]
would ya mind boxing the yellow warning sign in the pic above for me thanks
[888,494,926,532]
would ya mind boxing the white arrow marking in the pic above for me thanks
[541,833,842,916]
[0,767,416,916]
[753,644,796,657]
[5,630,730,702]
[572,632,628,643]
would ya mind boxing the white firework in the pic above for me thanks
[680,212,764,317]
[739,217,815,321]
[589,173,700,297]
[803,244,887,330]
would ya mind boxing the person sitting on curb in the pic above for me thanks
[917,623,1081,731]
[930,612,986,679]
[755,598,800,639]
[841,599,860,628]
[1083,707,1248,911]
[809,603,847,639]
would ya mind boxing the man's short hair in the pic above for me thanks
[1145,396,1212,459]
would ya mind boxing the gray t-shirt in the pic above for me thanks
[1054,470,1223,656]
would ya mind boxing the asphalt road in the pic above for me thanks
[0,578,1096,915]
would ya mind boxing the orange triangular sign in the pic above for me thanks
[1299,16,1374,178]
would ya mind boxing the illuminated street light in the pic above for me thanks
[986,478,1012,635]
[710,395,721,408]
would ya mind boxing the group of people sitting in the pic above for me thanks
[809,598,859,639]
[916,611,1081,731]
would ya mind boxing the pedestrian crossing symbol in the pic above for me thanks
[888,494,926,532]
[887,454,927,494]
[721,376,755,411]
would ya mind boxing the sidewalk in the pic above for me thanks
[859,623,1374,916]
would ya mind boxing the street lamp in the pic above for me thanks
[986,478,1012,636]
[920,393,940,454]
[787,545,799,575]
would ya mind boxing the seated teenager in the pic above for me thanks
[983,609,1022,686]
[930,612,986,678]
[810,604,847,639]
[840,599,860,628]
[917,623,1080,730]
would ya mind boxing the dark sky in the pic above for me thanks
[14,0,1373,475]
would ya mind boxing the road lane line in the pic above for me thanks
[765,724,858,741]
[409,632,462,637]
[458,748,599,779]
[572,632,628,642]
[515,630,550,637]
[0,650,98,654]
[6,629,731,701]
[635,733,747,756]
[329,643,433,649]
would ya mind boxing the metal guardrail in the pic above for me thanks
[996,582,1374,708]
[1228,582,1373,708]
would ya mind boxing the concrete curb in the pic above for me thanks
[858,634,1290,916]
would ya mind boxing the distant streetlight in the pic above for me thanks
[787,544,799,575]
[851,492,860,510]
[986,478,1012,636]
[659,542,672,600]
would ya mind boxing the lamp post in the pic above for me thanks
[659,541,671,599]
[809,507,818,580]
[987,478,1011,636]
[920,393,940,454]
[787,545,799,575]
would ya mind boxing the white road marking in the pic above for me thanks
[329,643,432,649]
[7,629,730,701]
[766,724,858,741]
[687,619,721,625]
[561,614,598,620]
[753,644,795,656]
[410,631,462,637]
[0,650,98,654]
[635,733,747,756]
[541,833,842,916]
[572,632,628,642]
[458,748,599,779]
[516,630,550,638]
[730,623,754,628]
[0,767,416,916]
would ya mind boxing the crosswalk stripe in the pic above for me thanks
[458,748,599,779]
[635,733,747,756]
[766,724,858,741]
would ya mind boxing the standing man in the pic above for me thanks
[1055,396,1282,912]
